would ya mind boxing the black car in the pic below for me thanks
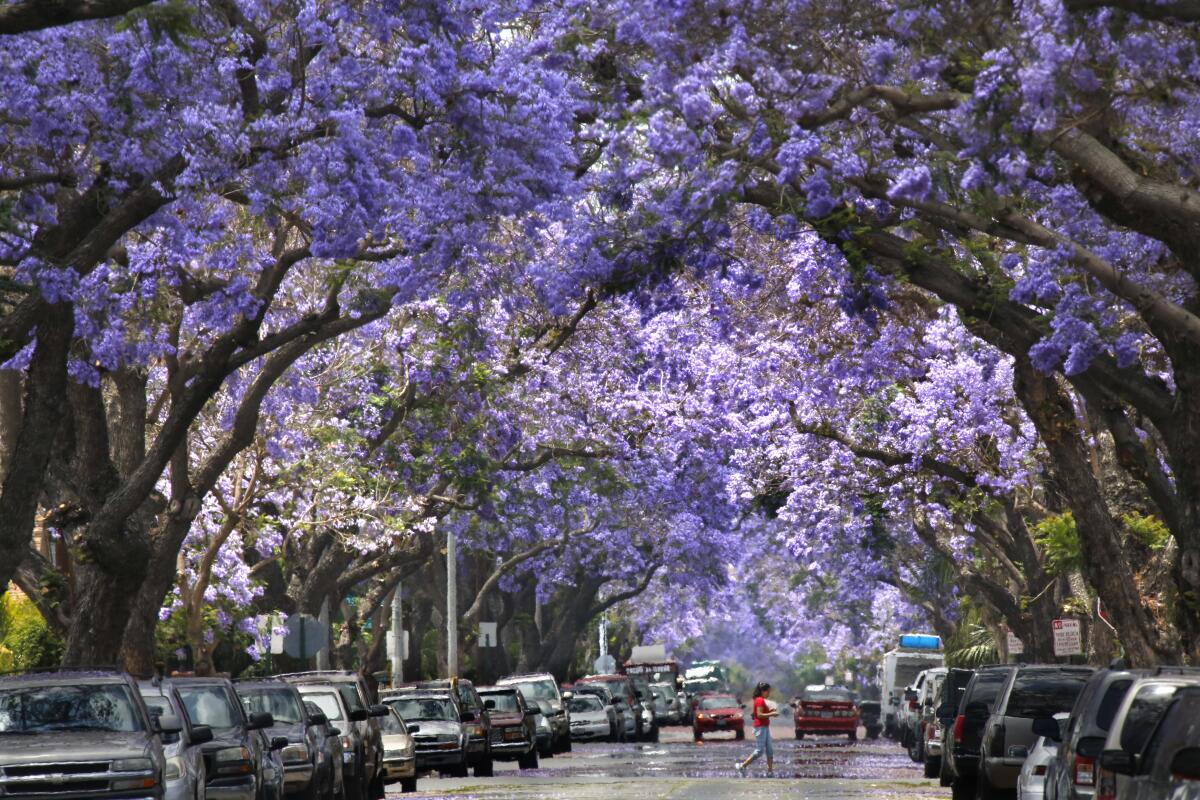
[380,691,469,777]
[943,665,1015,800]
[858,700,883,740]
[279,672,389,800]
[173,677,285,800]
[236,679,334,800]
[0,669,177,800]
[409,680,493,777]
[931,668,974,783]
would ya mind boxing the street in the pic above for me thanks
[394,721,948,799]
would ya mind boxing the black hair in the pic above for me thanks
[753,681,770,698]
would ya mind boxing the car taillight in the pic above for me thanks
[1074,755,1095,786]
[1096,767,1115,800]
[908,700,918,710]
[953,714,965,742]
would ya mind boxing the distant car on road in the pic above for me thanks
[569,683,623,741]
[497,673,571,753]
[567,693,611,742]
[380,691,468,778]
[792,685,859,741]
[691,693,745,741]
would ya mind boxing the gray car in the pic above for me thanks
[380,692,468,777]
[299,695,346,799]
[0,669,178,800]
[497,673,571,753]
[977,666,1095,800]
[566,694,610,741]
[139,679,214,800]
[1049,667,1139,800]
[1108,685,1200,800]
[236,680,333,800]
[651,683,683,726]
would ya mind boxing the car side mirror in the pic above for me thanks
[1170,747,1200,781]
[1099,749,1137,776]
[191,725,214,745]
[406,723,419,733]
[484,699,496,709]
[369,704,390,718]
[308,712,328,727]
[1032,717,1061,741]
[271,736,289,751]
[904,689,919,702]
[155,714,183,735]
[349,709,369,722]
[1008,745,1029,760]
[525,708,539,717]
[462,711,476,722]
[329,727,342,737]
[562,691,573,700]
[247,711,274,730]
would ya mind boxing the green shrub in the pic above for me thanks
[0,592,63,671]
[1123,513,1171,550]
[1031,513,1082,575]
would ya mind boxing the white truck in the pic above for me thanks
[880,634,945,739]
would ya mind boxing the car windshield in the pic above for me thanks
[178,685,241,730]
[0,684,143,734]
[240,688,303,725]
[379,710,407,735]
[388,697,457,722]
[304,692,345,721]
[456,688,480,712]
[481,693,520,713]
[966,670,1011,709]
[1007,672,1091,719]
[802,688,853,702]
[568,696,604,713]
[699,696,738,710]
[652,684,677,700]
[510,680,559,703]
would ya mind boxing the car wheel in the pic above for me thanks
[849,729,858,742]
[473,757,494,778]
[562,736,572,753]
[976,771,1001,800]
[399,777,416,794]
[647,726,660,743]
[735,729,744,741]
[369,774,385,800]
[453,758,469,779]
[795,730,804,740]
[693,729,702,742]
[924,758,939,779]
[518,748,539,770]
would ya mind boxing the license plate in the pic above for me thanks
[505,730,523,740]
[820,711,832,718]
[717,721,727,728]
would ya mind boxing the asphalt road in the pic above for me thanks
[390,720,950,799]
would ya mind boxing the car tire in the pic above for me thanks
[693,729,702,742]
[453,758,469,779]
[924,757,939,779]
[940,757,953,788]
[369,774,385,800]
[399,778,416,794]
[563,736,572,753]
[795,731,804,740]
[849,729,858,742]
[473,757,494,778]
[975,771,1001,800]
[647,726,660,743]
[518,749,539,770]
[735,729,744,741]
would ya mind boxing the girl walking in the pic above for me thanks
[736,681,778,776]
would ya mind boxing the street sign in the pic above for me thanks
[1052,619,1082,657]
[385,630,410,660]
[1007,631,1024,655]
[594,654,616,675]
[824,675,834,686]
[479,622,498,648]
[282,614,328,660]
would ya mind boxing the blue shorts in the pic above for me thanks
[748,724,773,761]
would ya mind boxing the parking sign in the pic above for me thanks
[1052,619,1082,657]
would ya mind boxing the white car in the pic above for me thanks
[1018,713,1069,800]
[379,707,417,793]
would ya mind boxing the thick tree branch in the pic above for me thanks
[0,0,156,35]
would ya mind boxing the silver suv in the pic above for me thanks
[0,669,177,800]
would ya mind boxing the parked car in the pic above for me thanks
[567,694,611,741]
[945,665,1016,800]
[377,708,416,794]
[651,682,684,725]
[1096,670,1200,800]
[299,697,344,799]
[929,668,975,782]
[0,670,179,800]
[859,700,883,739]
[1049,667,1139,800]
[792,685,859,741]
[380,691,468,777]
[139,678,214,800]
[497,673,571,752]
[908,668,948,762]
[577,674,647,741]
[255,730,286,800]
[476,686,539,770]
[900,669,945,755]
[691,693,745,741]
[278,673,387,800]
[976,665,1095,800]
[1018,713,1069,800]
[236,679,333,800]
[1105,685,1200,800]
[571,682,623,741]
[391,680,493,777]
[174,677,283,800]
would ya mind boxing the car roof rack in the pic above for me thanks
[1152,666,1200,676]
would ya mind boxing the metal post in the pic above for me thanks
[599,613,608,658]
[391,583,404,686]
[447,531,457,677]
[316,597,330,670]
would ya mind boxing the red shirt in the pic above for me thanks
[753,696,769,727]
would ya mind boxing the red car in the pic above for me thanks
[792,685,859,740]
[691,693,745,741]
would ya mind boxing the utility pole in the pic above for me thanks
[391,583,404,685]
[316,597,330,670]
[599,613,608,659]
[447,531,457,677]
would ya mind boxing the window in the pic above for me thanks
[379,710,406,735]
[801,687,853,703]
[698,696,738,710]
[512,680,559,702]
[140,693,180,743]
[240,688,303,725]
[336,684,365,713]
[1095,680,1132,732]
[178,686,241,730]
[388,698,456,722]
[0,684,143,733]
[480,692,520,713]
[1120,684,1179,754]
[967,670,1011,710]
[568,696,604,714]
[304,693,345,721]
[1006,672,1090,719]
